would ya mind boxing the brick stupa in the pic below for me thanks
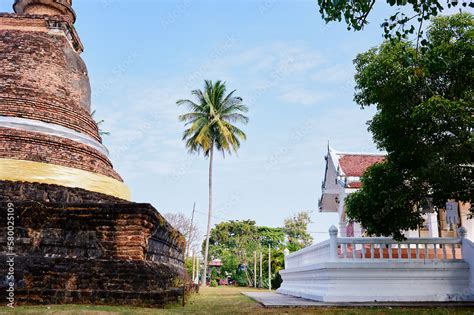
[0,0,186,306]
[0,0,128,201]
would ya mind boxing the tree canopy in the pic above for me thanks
[177,80,248,157]
[346,13,473,240]
[283,211,313,251]
[317,0,473,41]
[203,213,313,288]
[204,219,285,287]
[163,212,200,256]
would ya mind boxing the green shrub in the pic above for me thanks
[210,279,218,287]
[272,271,282,289]
[210,267,219,281]
[233,270,248,287]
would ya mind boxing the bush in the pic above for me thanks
[210,267,219,281]
[272,271,282,289]
[210,279,218,287]
[233,270,248,287]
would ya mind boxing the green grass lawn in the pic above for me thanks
[1,286,473,314]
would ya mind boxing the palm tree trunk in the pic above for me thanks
[202,145,214,286]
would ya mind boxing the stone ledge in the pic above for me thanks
[242,292,474,308]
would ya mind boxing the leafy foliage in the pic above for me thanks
[90,110,110,136]
[203,217,308,288]
[283,211,313,252]
[184,256,194,279]
[210,267,219,281]
[317,0,473,42]
[347,13,473,239]
[163,212,200,256]
[177,80,249,157]
[233,270,248,287]
[346,161,426,240]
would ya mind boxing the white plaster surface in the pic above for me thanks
[0,116,109,156]
[278,261,472,302]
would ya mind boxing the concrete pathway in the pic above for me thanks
[242,292,325,307]
[241,292,474,308]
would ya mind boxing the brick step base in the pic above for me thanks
[0,256,184,307]
[0,201,186,307]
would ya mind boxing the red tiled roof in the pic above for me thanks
[346,181,363,188]
[209,260,222,267]
[338,155,385,177]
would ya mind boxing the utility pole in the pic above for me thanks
[259,251,262,288]
[268,244,271,291]
[192,251,195,283]
[195,255,200,284]
[186,202,196,258]
[253,251,257,288]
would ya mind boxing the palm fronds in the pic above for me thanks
[177,80,249,157]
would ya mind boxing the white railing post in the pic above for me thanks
[459,226,467,259]
[283,248,290,268]
[329,225,338,262]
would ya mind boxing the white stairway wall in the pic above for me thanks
[278,261,471,302]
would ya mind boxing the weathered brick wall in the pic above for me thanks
[0,96,101,142]
[0,202,186,306]
[0,13,82,51]
[15,0,76,24]
[0,202,185,262]
[0,13,52,31]
[0,257,184,306]
[0,28,92,112]
[0,26,96,138]
[0,180,127,203]
[22,4,64,17]
[0,128,122,181]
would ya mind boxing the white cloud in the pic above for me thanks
[311,64,354,83]
[278,86,333,105]
[209,42,326,77]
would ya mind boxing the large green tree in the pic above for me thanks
[283,211,313,252]
[177,80,249,285]
[346,13,473,240]
[317,0,472,41]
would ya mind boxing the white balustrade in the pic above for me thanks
[284,225,466,269]
[337,233,462,261]
[284,240,331,269]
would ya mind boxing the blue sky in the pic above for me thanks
[0,1,424,242]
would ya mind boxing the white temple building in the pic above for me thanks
[318,146,474,240]
[277,146,474,302]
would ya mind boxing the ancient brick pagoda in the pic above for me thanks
[0,0,186,306]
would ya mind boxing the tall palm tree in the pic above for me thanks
[177,80,249,286]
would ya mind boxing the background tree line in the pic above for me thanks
[199,211,312,289]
